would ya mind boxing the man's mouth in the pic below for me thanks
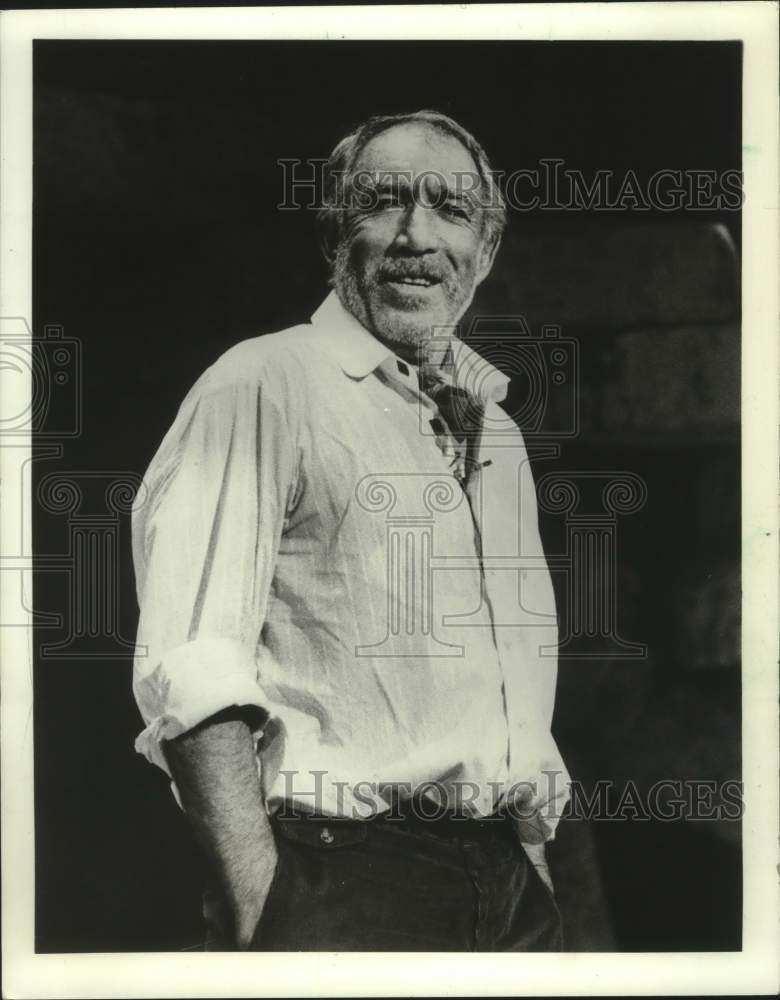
[383,275,441,288]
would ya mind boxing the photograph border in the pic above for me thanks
[2,4,778,997]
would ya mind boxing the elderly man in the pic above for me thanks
[132,110,569,952]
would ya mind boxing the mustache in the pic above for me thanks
[377,260,450,283]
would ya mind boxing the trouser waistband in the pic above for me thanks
[272,803,515,841]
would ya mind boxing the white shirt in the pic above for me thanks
[132,293,569,837]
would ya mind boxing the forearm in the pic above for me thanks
[164,709,277,947]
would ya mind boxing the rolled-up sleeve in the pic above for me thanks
[131,366,298,775]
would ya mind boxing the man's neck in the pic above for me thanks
[331,287,460,371]
[369,331,424,368]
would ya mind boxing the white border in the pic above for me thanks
[1,4,778,998]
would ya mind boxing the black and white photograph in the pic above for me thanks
[1,4,778,997]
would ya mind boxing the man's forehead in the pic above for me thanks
[351,122,480,182]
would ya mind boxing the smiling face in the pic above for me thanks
[331,123,500,364]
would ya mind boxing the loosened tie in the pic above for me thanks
[418,370,484,491]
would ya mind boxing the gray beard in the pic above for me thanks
[331,242,473,364]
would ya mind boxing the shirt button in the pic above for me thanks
[320,826,335,845]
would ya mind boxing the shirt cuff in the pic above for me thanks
[513,776,571,843]
[509,734,572,843]
[133,636,272,776]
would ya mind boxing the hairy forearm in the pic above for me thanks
[164,710,277,947]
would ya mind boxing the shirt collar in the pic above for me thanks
[310,292,509,406]
[311,291,392,378]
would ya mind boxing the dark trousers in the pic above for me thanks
[204,811,563,952]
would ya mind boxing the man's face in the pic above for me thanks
[332,123,499,362]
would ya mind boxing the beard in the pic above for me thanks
[331,241,478,363]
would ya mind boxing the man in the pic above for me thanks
[132,110,569,952]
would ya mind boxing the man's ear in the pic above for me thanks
[475,231,501,287]
[319,216,338,267]
[319,230,336,267]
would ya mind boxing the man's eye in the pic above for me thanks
[376,194,404,209]
[443,203,470,219]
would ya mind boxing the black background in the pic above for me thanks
[33,40,742,952]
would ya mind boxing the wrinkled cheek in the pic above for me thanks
[442,272,472,310]
[346,241,384,289]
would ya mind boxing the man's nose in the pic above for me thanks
[394,203,438,253]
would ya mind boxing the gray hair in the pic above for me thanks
[317,109,507,263]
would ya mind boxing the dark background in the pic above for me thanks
[33,40,741,952]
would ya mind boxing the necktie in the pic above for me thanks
[418,370,485,494]
[418,371,492,633]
